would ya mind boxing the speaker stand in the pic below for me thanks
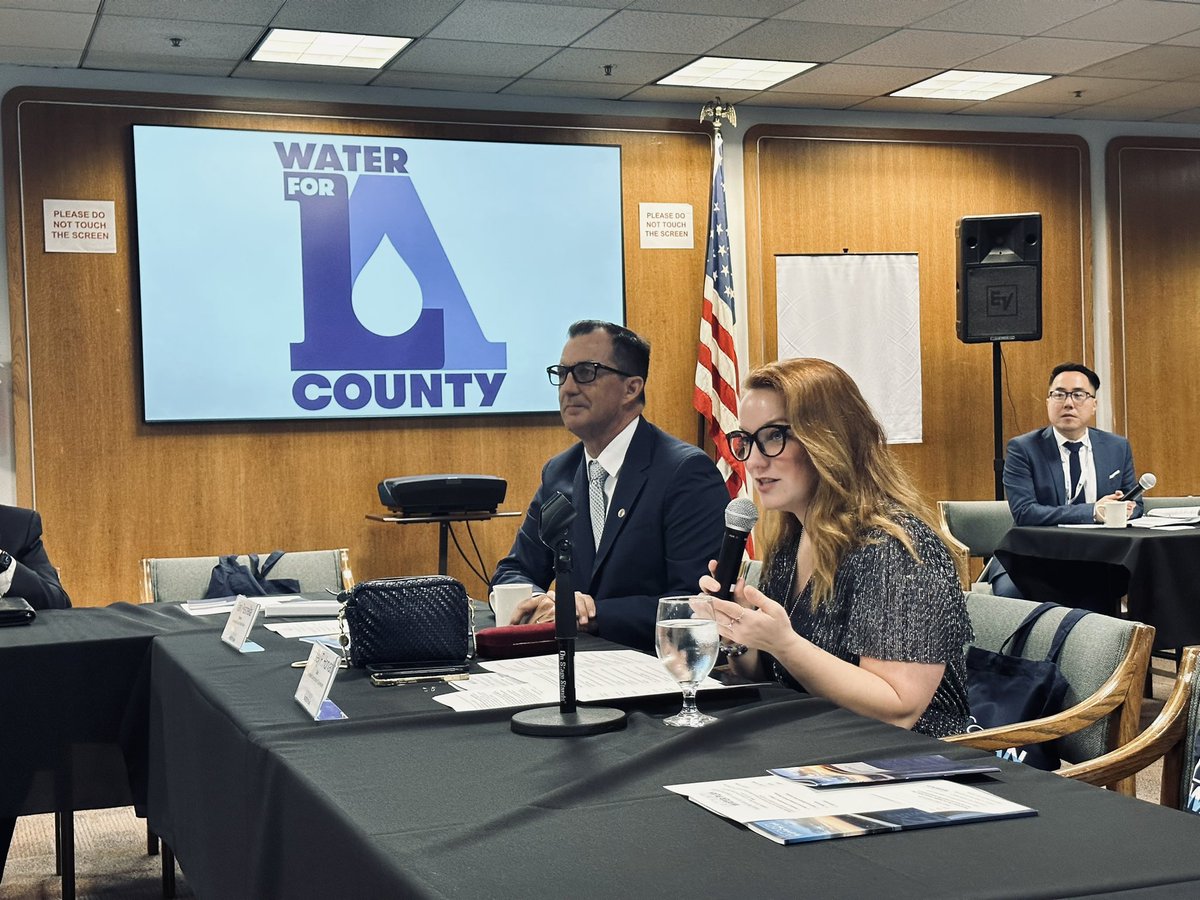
[511,705,628,736]
[992,341,1004,500]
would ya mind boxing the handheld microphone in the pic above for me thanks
[1123,472,1156,504]
[713,498,759,600]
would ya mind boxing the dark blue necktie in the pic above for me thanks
[1065,441,1085,504]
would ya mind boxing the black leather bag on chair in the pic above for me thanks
[338,575,472,668]
[204,551,302,598]
[966,602,1089,770]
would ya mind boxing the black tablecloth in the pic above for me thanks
[0,603,215,817]
[147,625,1200,900]
[996,525,1200,648]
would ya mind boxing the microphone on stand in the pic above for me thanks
[511,491,627,737]
[713,498,758,657]
[1123,473,1156,505]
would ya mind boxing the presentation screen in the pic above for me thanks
[131,124,625,422]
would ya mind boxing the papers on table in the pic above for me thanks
[1128,515,1200,528]
[665,772,1034,844]
[183,595,342,618]
[264,620,341,639]
[432,649,729,712]
[1148,506,1200,518]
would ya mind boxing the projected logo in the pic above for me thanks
[277,141,506,412]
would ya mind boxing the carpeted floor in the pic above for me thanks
[0,659,1179,898]
[0,806,190,899]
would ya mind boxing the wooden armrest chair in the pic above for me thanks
[138,548,353,896]
[1060,646,1200,806]
[944,592,1154,796]
[141,548,354,603]
[937,500,1013,590]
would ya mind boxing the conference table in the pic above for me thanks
[144,622,1200,899]
[995,524,1200,649]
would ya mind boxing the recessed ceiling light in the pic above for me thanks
[658,56,816,91]
[891,70,1052,101]
[251,28,411,69]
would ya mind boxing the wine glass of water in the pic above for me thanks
[655,595,720,728]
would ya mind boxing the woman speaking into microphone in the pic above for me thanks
[699,358,972,738]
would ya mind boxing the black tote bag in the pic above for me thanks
[204,551,301,599]
[966,602,1089,770]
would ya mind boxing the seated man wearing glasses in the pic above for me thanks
[983,362,1140,597]
[491,320,728,652]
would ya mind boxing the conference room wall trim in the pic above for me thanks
[2,85,712,606]
[743,125,1092,507]
[1106,136,1200,498]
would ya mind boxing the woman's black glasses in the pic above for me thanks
[725,424,791,461]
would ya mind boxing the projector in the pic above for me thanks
[378,474,507,516]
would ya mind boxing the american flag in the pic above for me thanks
[693,130,753,522]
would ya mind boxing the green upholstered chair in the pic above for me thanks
[141,548,353,603]
[937,500,1013,590]
[945,591,1154,796]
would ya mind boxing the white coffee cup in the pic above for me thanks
[489,583,532,627]
[1100,500,1128,528]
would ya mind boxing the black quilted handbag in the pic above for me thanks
[338,575,472,668]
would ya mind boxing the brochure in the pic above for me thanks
[768,754,999,788]
[665,774,1035,845]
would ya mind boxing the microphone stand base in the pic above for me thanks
[511,705,628,737]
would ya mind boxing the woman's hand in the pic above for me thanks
[709,586,796,656]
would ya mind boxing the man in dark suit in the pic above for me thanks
[985,362,1139,597]
[0,504,70,610]
[0,503,69,883]
[491,320,728,652]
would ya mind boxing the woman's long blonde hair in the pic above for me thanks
[745,358,944,607]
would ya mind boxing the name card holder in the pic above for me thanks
[294,642,347,721]
[221,596,265,653]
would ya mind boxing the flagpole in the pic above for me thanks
[693,96,755,557]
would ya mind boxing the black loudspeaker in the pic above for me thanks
[956,213,1042,343]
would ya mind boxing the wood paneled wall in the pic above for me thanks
[743,126,1092,505]
[1107,137,1200,496]
[3,87,712,606]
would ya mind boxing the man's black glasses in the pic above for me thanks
[546,361,636,385]
[725,424,791,461]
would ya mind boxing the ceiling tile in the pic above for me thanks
[368,71,513,92]
[963,37,1140,74]
[1057,103,1176,120]
[428,0,615,46]
[778,0,961,28]
[84,49,236,76]
[0,45,83,66]
[571,10,758,53]
[387,39,556,76]
[915,0,1120,37]
[524,47,693,84]
[1092,80,1200,109]
[1043,0,1200,42]
[0,9,94,49]
[1165,27,1200,47]
[710,20,893,62]
[500,77,634,98]
[1072,44,1200,79]
[231,58,378,84]
[1156,107,1200,123]
[952,99,1086,117]
[628,0,797,13]
[3,0,99,12]
[768,63,939,94]
[838,28,1018,67]
[1001,74,1159,103]
[270,0,463,35]
[90,15,264,59]
[849,94,977,112]
[743,90,873,108]
[102,0,279,26]
[619,83,760,103]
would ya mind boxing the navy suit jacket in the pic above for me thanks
[492,417,729,652]
[0,504,70,610]
[1003,427,1140,526]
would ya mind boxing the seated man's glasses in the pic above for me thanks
[546,361,635,385]
[1047,389,1095,403]
[725,424,792,461]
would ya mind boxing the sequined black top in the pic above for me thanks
[760,512,973,738]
